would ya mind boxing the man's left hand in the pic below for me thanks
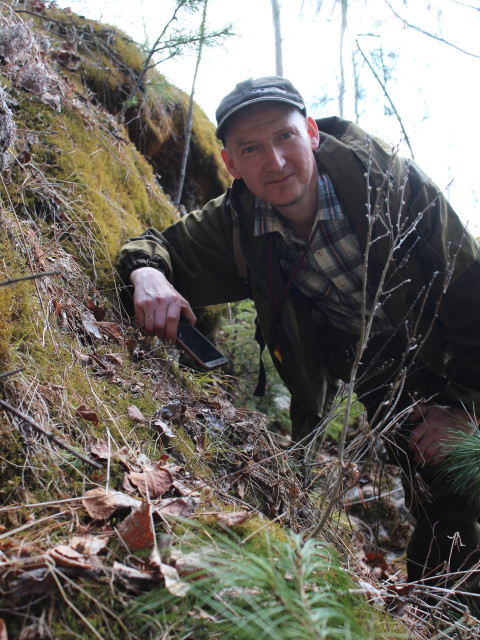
[408,404,478,467]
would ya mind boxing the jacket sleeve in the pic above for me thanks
[117,193,250,308]
[404,168,480,409]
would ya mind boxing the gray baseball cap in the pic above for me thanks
[215,76,306,141]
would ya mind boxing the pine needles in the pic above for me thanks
[437,428,480,502]
[135,530,377,640]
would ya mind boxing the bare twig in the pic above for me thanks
[383,0,480,59]
[0,270,61,287]
[0,367,25,380]
[355,39,414,158]
[0,399,102,469]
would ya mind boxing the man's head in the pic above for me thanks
[215,76,306,143]
[216,77,320,221]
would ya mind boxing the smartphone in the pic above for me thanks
[176,321,228,370]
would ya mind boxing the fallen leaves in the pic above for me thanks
[124,465,173,499]
[48,544,94,570]
[88,437,110,460]
[117,501,154,551]
[216,511,250,527]
[70,534,108,555]
[76,404,99,425]
[82,488,141,520]
[158,561,189,597]
[127,404,146,423]
[157,497,200,518]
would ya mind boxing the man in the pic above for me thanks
[118,77,480,590]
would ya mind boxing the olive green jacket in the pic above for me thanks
[118,117,480,440]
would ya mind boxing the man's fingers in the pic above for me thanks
[181,303,197,326]
[408,422,426,444]
[409,405,426,423]
[130,267,197,341]
[406,404,479,467]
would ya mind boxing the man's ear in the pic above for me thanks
[306,116,320,151]
[221,147,242,180]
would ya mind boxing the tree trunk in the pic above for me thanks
[270,0,283,76]
[174,0,208,208]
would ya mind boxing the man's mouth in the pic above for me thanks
[266,173,293,186]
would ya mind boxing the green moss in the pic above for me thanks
[0,227,36,364]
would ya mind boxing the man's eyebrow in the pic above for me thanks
[233,137,258,149]
[233,125,298,150]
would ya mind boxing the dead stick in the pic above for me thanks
[0,399,102,469]
[0,271,61,287]
[0,368,25,380]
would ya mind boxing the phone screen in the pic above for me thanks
[176,322,228,370]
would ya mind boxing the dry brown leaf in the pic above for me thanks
[172,479,200,497]
[48,544,93,569]
[16,150,31,165]
[76,405,99,425]
[70,534,108,556]
[88,437,110,460]
[97,321,123,342]
[75,350,91,366]
[236,477,245,499]
[104,353,123,365]
[197,609,217,622]
[158,401,183,421]
[173,550,207,577]
[160,562,189,597]
[85,297,106,321]
[126,466,173,499]
[82,487,141,520]
[81,314,102,340]
[19,625,40,640]
[114,446,134,469]
[213,397,237,420]
[127,405,146,424]
[112,560,156,581]
[56,50,81,70]
[116,501,154,552]
[156,496,200,518]
[217,511,250,527]
[151,418,175,437]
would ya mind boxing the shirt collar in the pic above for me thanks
[254,163,342,238]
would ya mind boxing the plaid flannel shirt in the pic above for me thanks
[254,163,392,334]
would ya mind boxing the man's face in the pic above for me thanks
[221,103,320,211]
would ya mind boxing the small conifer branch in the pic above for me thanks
[0,399,102,469]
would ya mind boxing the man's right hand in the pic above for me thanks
[129,267,197,343]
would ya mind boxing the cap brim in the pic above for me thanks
[216,96,306,140]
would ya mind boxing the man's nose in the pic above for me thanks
[264,145,285,171]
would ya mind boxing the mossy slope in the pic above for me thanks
[0,3,415,639]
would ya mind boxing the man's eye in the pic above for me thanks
[242,146,257,154]
[280,131,293,141]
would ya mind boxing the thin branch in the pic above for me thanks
[384,0,480,59]
[0,367,25,380]
[174,0,208,207]
[0,398,102,469]
[0,270,61,287]
[356,38,414,158]
[118,2,183,121]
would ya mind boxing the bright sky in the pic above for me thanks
[56,0,480,233]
